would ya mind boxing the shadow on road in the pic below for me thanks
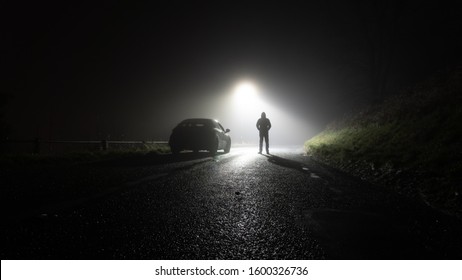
[91,151,225,167]
[262,154,311,174]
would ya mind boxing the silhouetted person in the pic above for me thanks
[256,112,271,154]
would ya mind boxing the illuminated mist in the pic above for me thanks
[3,2,459,146]
[164,79,317,146]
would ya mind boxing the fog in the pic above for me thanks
[167,80,318,146]
[2,1,461,145]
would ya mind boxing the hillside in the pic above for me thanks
[305,71,462,218]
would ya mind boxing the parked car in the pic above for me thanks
[169,118,231,155]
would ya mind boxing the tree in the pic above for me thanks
[354,0,400,99]
[327,0,450,105]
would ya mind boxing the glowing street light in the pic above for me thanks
[231,81,266,145]
[234,82,257,100]
[233,81,261,114]
[228,80,315,146]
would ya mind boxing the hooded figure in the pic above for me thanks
[256,112,272,154]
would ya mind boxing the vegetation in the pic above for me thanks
[305,70,462,218]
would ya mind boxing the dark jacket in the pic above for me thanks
[256,117,271,133]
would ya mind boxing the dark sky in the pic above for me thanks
[2,1,461,144]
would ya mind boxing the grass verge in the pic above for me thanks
[305,70,462,218]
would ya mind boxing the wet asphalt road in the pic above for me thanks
[2,147,462,259]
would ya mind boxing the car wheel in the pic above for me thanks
[224,139,231,153]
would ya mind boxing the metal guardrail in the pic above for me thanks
[1,139,168,154]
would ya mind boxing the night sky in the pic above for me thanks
[2,1,461,145]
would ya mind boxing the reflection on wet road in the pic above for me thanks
[2,147,462,259]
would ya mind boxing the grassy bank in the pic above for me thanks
[305,71,462,218]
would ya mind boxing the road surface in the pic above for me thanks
[2,146,462,259]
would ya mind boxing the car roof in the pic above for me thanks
[179,118,219,124]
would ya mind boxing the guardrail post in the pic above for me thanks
[34,138,40,154]
[101,139,108,151]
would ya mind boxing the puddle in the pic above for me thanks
[310,173,321,179]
